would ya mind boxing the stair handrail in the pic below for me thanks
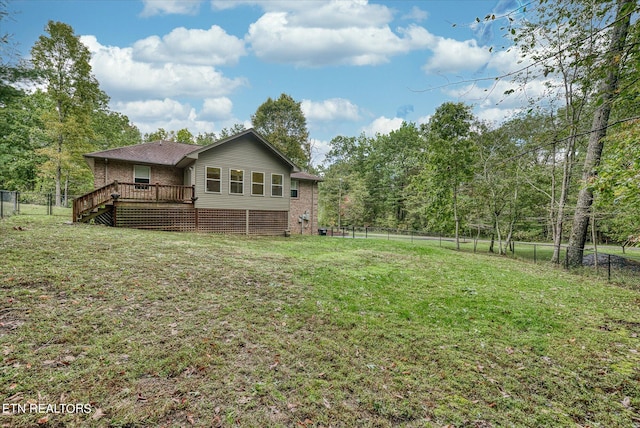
[73,181,119,222]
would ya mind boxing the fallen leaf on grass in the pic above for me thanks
[92,408,105,420]
[186,414,195,425]
[323,397,331,409]
[36,416,48,424]
[622,396,631,408]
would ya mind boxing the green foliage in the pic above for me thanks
[30,21,108,202]
[252,93,310,168]
[409,103,476,243]
[92,110,141,150]
[595,120,640,242]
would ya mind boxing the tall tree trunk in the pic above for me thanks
[454,187,460,250]
[55,100,63,207]
[567,0,634,267]
[55,134,62,207]
[551,135,577,263]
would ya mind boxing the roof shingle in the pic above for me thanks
[85,141,200,166]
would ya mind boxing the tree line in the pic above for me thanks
[319,0,639,267]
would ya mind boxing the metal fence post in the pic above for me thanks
[534,244,537,263]
[352,226,355,239]
[0,190,4,218]
[608,254,611,282]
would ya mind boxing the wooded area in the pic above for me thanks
[318,0,640,266]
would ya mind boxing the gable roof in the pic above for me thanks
[175,128,300,171]
[85,140,200,166]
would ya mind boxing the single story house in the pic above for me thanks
[74,129,322,235]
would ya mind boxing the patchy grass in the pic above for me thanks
[1,214,639,427]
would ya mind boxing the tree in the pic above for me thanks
[414,102,476,249]
[251,93,310,168]
[0,0,43,190]
[218,123,247,140]
[176,128,194,144]
[505,0,629,262]
[567,0,637,266]
[594,120,640,247]
[92,110,141,150]
[144,128,171,142]
[31,21,107,205]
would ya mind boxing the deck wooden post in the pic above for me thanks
[155,183,159,201]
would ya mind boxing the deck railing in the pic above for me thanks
[73,182,119,221]
[114,182,195,203]
[73,181,195,222]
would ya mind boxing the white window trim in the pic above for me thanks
[133,164,151,190]
[229,168,244,195]
[271,173,284,197]
[205,166,222,194]
[291,179,299,199]
[133,164,151,184]
[251,171,265,196]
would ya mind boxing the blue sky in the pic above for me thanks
[6,0,533,164]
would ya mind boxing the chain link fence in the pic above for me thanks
[320,225,640,284]
[0,190,19,218]
[2,191,76,217]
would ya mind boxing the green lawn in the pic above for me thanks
[1,214,639,427]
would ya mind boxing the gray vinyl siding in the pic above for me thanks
[193,137,291,211]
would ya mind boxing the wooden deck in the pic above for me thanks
[73,181,289,235]
[73,181,195,222]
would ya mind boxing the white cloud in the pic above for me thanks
[140,0,202,17]
[132,26,246,66]
[248,14,433,67]
[423,37,491,73]
[237,0,434,68]
[116,98,193,120]
[362,116,404,136]
[475,107,521,125]
[402,6,428,22]
[301,98,361,122]
[199,97,234,120]
[81,36,247,100]
[113,98,241,135]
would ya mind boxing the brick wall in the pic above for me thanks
[289,179,319,235]
[92,159,184,188]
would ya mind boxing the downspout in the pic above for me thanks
[104,158,108,187]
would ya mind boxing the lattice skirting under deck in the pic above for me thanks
[114,206,288,235]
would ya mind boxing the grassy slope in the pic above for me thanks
[1,214,639,427]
